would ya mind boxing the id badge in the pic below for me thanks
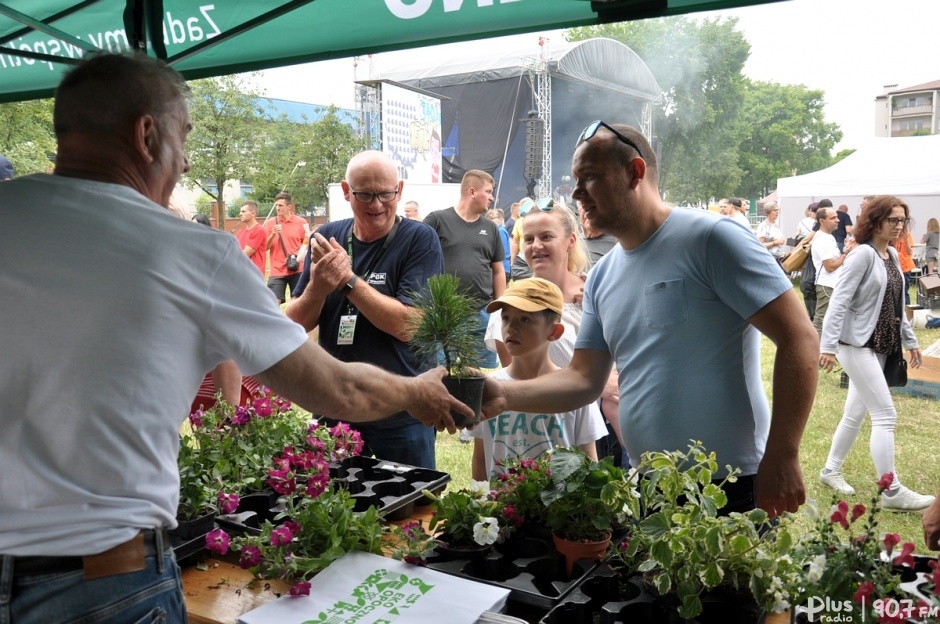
[337,314,357,345]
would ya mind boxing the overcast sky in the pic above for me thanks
[255,0,938,152]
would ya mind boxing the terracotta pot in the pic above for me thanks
[442,375,485,427]
[552,530,611,578]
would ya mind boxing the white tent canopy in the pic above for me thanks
[777,135,940,239]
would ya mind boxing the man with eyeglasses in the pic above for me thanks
[811,207,857,336]
[287,150,445,468]
[482,121,819,518]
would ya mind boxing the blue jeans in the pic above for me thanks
[323,416,436,469]
[0,551,187,624]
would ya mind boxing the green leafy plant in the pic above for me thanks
[407,273,483,377]
[611,442,799,619]
[540,447,637,542]
[424,483,503,549]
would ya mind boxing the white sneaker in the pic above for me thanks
[819,470,856,495]
[458,428,473,444]
[882,486,935,512]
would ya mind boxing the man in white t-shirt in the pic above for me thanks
[812,207,857,334]
[0,53,470,624]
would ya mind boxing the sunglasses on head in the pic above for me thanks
[577,120,645,159]
[520,197,554,215]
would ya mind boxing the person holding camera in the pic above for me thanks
[264,191,306,303]
[286,151,445,469]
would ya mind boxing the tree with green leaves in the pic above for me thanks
[185,73,267,228]
[733,80,842,199]
[567,16,750,202]
[0,99,56,175]
[252,106,366,213]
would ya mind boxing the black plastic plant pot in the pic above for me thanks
[170,511,217,541]
[442,375,485,427]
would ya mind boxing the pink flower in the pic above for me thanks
[882,533,901,552]
[239,545,262,569]
[252,396,273,418]
[830,500,850,530]
[205,528,230,555]
[267,468,297,495]
[850,503,866,523]
[217,492,240,515]
[305,470,330,498]
[893,542,916,568]
[853,580,875,605]
[289,581,311,597]
[275,396,292,412]
[929,559,940,594]
[283,520,302,536]
[188,410,204,429]
[400,521,422,539]
[305,436,326,454]
[877,472,895,492]
[271,525,294,547]
[231,406,251,426]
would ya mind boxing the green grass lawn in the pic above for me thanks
[433,315,940,554]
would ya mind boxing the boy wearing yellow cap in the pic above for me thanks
[470,278,605,480]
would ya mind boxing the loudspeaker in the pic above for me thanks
[522,111,544,181]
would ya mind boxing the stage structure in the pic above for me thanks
[376,38,660,208]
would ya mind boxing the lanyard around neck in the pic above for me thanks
[344,216,401,283]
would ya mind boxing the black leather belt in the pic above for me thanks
[9,528,171,579]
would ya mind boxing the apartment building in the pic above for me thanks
[875,80,940,137]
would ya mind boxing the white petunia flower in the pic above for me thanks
[473,517,500,546]
[468,480,490,498]
[807,553,827,582]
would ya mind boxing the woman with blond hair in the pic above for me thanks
[484,198,623,462]
[922,217,939,275]
[819,196,933,511]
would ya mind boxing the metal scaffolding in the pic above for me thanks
[523,38,552,199]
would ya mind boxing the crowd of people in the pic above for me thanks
[2,53,939,623]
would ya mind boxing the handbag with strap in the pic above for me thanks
[782,230,816,273]
[883,348,908,387]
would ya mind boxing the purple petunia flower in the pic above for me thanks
[188,410,205,429]
[267,468,298,495]
[271,525,294,547]
[253,396,273,418]
[239,544,262,569]
[218,492,239,515]
[231,406,251,426]
[205,528,230,555]
[289,580,311,597]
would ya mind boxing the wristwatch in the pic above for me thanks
[339,275,359,296]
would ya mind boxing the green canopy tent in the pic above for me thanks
[0,0,784,103]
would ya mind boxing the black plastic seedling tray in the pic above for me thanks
[214,455,451,536]
[539,562,767,624]
[424,535,603,612]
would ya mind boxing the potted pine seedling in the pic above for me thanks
[408,273,485,427]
